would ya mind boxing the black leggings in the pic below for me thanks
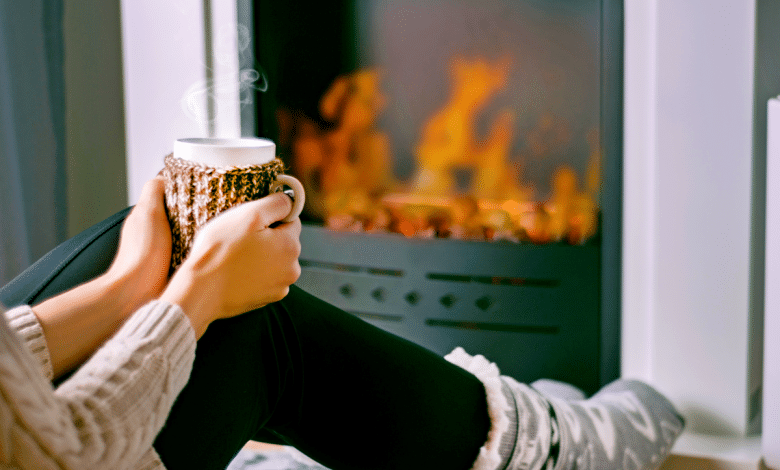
[0,209,490,470]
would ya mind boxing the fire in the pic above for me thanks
[279,55,600,245]
[411,55,520,199]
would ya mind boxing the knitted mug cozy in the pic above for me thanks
[162,153,286,271]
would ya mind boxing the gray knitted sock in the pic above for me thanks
[531,378,586,401]
[541,379,685,470]
[445,348,684,470]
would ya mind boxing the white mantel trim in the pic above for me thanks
[622,0,758,438]
[622,0,658,384]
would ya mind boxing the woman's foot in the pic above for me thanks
[446,348,685,470]
[530,378,586,401]
[528,377,685,469]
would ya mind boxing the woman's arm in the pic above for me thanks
[30,177,301,377]
[0,300,195,470]
[32,178,173,379]
[30,274,153,379]
[0,176,301,469]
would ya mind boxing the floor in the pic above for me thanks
[228,442,328,470]
[235,438,772,470]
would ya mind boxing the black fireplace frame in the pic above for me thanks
[245,0,623,394]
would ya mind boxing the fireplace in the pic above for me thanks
[248,0,623,394]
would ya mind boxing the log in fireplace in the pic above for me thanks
[248,0,623,394]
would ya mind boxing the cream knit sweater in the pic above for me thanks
[0,301,196,469]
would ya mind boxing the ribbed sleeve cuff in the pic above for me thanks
[116,300,197,394]
[445,347,518,470]
[3,305,53,380]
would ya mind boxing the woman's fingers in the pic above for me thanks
[245,193,294,229]
[137,176,166,208]
[175,191,303,325]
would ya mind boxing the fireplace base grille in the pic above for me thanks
[295,224,608,394]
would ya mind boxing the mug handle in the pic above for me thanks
[269,174,306,223]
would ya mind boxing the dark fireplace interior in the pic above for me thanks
[249,0,623,394]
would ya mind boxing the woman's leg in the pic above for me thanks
[153,285,491,470]
[259,286,491,470]
[152,299,298,469]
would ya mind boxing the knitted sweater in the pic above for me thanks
[0,301,196,469]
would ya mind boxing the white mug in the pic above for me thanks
[173,137,305,222]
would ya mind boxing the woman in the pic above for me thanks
[0,178,684,470]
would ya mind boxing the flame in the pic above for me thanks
[282,55,600,245]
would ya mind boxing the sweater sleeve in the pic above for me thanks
[3,304,54,380]
[0,300,196,470]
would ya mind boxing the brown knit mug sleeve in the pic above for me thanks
[161,153,285,271]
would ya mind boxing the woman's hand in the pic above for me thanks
[161,193,302,338]
[34,177,174,378]
[103,176,172,312]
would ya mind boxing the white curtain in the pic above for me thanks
[0,0,67,286]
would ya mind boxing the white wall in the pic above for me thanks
[623,0,762,437]
[121,1,207,203]
[121,0,245,203]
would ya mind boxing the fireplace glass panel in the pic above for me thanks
[250,0,622,393]
[254,0,602,244]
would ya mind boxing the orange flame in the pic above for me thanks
[282,55,600,245]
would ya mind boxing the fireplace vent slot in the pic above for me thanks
[425,319,559,335]
[300,259,405,278]
[426,273,560,288]
[350,311,405,323]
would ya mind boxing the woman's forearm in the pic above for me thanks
[1,301,196,469]
[31,273,141,379]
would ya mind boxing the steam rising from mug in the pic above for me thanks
[181,24,267,134]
